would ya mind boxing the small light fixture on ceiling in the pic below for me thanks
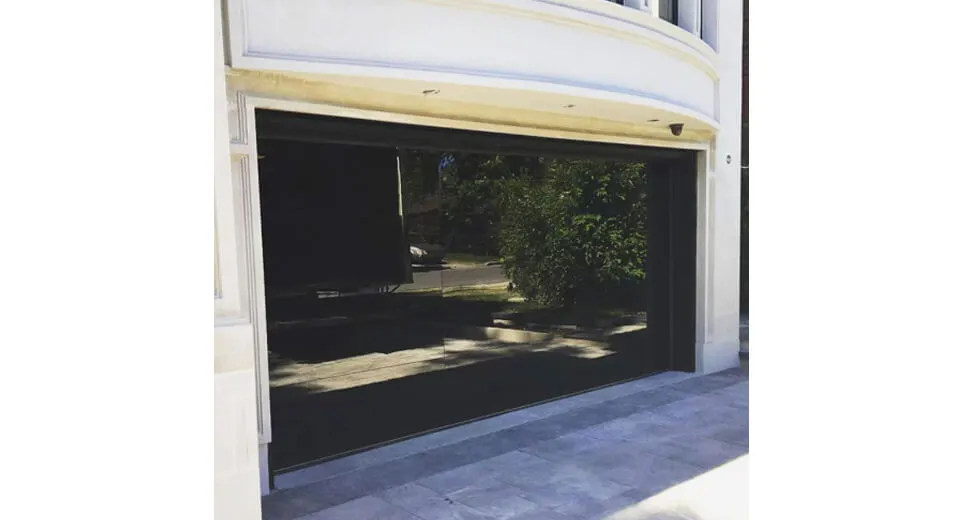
[422,89,440,95]
[563,104,576,108]
[647,118,660,123]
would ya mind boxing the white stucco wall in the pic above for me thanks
[213,0,743,509]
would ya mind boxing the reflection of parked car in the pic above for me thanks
[409,243,446,265]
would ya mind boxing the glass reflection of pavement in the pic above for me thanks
[269,336,618,395]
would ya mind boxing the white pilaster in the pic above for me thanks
[214,0,267,515]
[697,0,743,373]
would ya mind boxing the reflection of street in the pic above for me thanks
[402,264,506,292]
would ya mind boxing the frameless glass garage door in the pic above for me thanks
[256,109,695,473]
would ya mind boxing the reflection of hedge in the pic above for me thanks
[499,159,647,307]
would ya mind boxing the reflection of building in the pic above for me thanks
[214,1,744,518]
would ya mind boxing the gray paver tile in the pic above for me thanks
[295,496,419,520]
[574,443,706,493]
[378,483,491,520]
[654,399,745,431]
[497,458,632,509]
[509,509,581,520]
[448,479,540,518]
[262,494,331,520]
[416,460,503,496]
[664,372,743,396]
[266,370,748,519]
[647,435,748,470]
[579,412,687,444]
[520,431,620,462]
[417,450,546,495]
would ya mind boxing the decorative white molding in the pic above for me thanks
[227,95,272,443]
[235,91,712,152]
[230,138,272,443]
[228,89,249,145]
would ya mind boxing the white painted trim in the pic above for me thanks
[246,95,711,152]
[231,54,719,132]
[229,113,272,443]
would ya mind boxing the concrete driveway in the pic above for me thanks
[262,367,748,520]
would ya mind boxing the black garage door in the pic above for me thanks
[255,109,697,473]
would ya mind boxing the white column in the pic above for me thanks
[697,0,743,373]
[678,0,702,37]
[214,0,266,517]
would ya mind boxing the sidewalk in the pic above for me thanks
[262,367,748,520]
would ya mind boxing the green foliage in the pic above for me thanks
[499,158,647,307]
[439,154,544,256]
[399,149,649,308]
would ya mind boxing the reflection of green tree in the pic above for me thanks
[400,150,648,307]
[439,154,545,256]
[499,159,647,307]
